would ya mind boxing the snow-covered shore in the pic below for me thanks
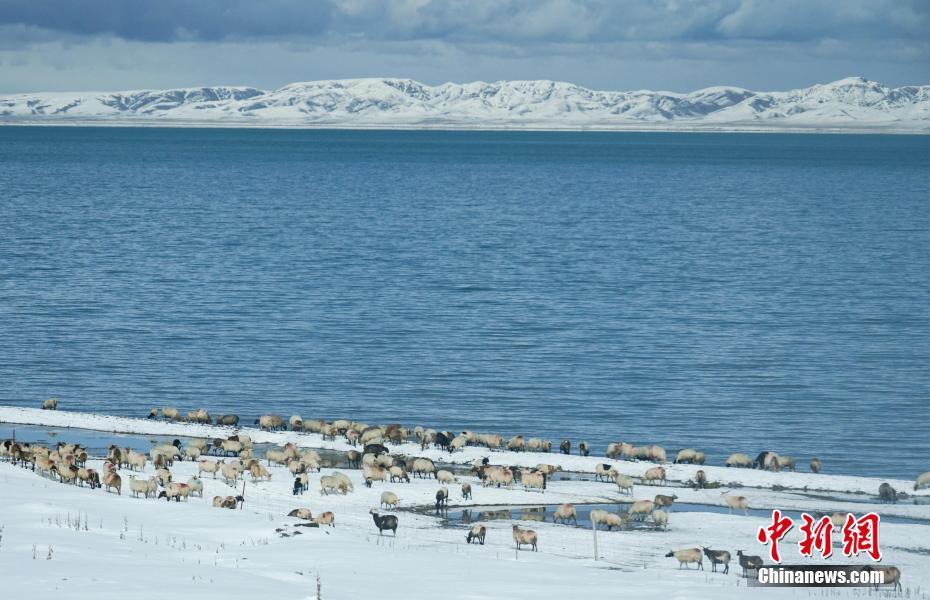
[2,406,929,599]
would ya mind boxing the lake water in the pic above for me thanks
[1,127,928,479]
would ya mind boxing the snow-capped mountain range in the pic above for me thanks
[1,77,928,132]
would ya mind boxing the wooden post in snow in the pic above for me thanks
[592,518,599,561]
[240,480,246,510]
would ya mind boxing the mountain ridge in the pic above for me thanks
[2,77,928,132]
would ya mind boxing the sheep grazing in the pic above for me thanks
[369,509,398,536]
[183,446,201,461]
[520,469,546,492]
[702,548,731,574]
[435,487,449,511]
[694,470,707,490]
[507,435,525,452]
[642,466,666,485]
[915,471,930,491]
[436,469,457,484]
[552,503,577,525]
[363,464,389,487]
[41,398,59,410]
[535,463,560,476]
[158,482,191,502]
[653,494,678,511]
[77,467,100,489]
[461,482,472,500]
[411,457,436,479]
[629,499,655,521]
[320,475,349,495]
[725,453,753,468]
[594,463,618,482]
[220,439,242,457]
[198,459,221,479]
[287,508,313,520]
[449,436,467,453]
[614,473,634,495]
[289,415,303,431]
[389,466,410,483]
[313,511,336,527]
[103,471,122,495]
[212,495,243,509]
[129,475,157,498]
[651,509,669,530]
[127,450,146,472]
[255,414,285,431]
[466,523,487,545]
[606,442,623,459]
[776,455,796,471]
[590,509,625,531]
[482,466,514,489]
[220,462,241,486]
[861,565,902,592]
[674,449,699,464]
[879,482,898,504]
[330,471,354,493]
[693,451,706,465]
[215,414,240,426]
[559,439,571,455]
[666,548,703,570]
[346,450,362,469]
[578,441,590,456]
[381,491,399,509]
[512,525,538,551]
[162,407,180,421]
[187,476,204,498]
[753,451,781,471]
[721,492,750,515]
[737,550,763,577]
[250,463,272,482]
[809,457,822,473]
[526,438,544,452]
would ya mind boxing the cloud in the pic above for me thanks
[1,0,927,45]
[0,0,926,94]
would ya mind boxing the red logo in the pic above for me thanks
[842,512,882,561]
[757,509,794,562]
[757,510,882,562]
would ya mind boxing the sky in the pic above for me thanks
[0,0,928,94]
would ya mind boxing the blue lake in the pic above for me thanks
[1,127,928,478]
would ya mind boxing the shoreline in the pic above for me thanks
[1,119,927,135]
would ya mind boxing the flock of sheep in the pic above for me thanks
[6,400,929,583]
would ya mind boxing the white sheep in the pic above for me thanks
[651,509,669,530]
[629,499,655,521]
[642,466,666,485]
[590,509,625,531]
[614,473,634,495]
[512,525,537,551]
[915,471,930,491]
[725,453,753,468]
[250,463,272,482]
[721,492,749,515]
[436,469,457,484]
[129,475,157,498]
[198,459,221,479]
[520,469,546,492]
[186,476,204,498]
[666,548,703,570]
[552,503,577,525]
[594,463,618,482]
[380,491,399,509]
[320,475,348,495]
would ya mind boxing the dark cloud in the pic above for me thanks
[1,0,927,45]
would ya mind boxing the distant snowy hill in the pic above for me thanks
[1,77,928,132]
